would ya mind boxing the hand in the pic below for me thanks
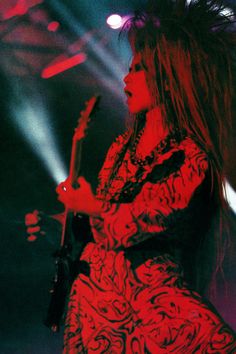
[56,176,103,217]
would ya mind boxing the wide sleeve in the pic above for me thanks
[97,138,209,249]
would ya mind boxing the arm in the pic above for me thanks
[57,137,209,249]
[56,131,131,217]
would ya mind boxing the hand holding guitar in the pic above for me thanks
[56,176,102,217]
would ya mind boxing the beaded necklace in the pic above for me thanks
[98,126,183,202]
[129,126,155,166]
[129,125,182,167]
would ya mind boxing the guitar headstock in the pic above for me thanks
[74,95,100,141]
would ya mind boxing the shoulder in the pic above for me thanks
[148,135,209,183]
[155,134,208,165]
[179,136,209,173]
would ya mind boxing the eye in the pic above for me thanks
[129,63,142,73]
[134,63,142,71]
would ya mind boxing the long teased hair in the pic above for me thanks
[122,0,236,296]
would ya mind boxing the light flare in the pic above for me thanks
[106,14,123,29]
[186,0,234,18]
[224,181,236,214]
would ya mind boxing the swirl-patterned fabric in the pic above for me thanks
[63,133,236,353]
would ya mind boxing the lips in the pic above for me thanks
[124,87,132,97]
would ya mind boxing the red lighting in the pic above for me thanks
[47,21,60,32]
[41,53,87,78]
[25,210,40,226]
[3,0,43,20]
[27,235,37,242]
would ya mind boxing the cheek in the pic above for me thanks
[127,72,152,113]
[139,81,152,105]
[138,74,151,99]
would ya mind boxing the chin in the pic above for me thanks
[127,104,146,115]
[128,107,147,115]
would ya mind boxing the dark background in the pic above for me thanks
[0,1,236,353]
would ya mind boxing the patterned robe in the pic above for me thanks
[63,131,236,353]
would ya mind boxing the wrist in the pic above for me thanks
[89,199,103,217]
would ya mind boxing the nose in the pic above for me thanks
[123,72,130,84]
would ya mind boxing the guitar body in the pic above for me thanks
[70,214,93,278]
[44,214,92,331]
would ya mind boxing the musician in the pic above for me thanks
[57,1,236,352]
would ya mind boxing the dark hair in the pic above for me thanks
[122,0,236,296]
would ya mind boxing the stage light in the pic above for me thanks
[47,21,60,32]
[11,95,67,185]
[41,53,87,78]
[106,14,123,29]
[3,0,43,20]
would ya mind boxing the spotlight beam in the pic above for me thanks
[49,0,126,86]
[11,91,67,185]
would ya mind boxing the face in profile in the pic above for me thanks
[123,53,152,114]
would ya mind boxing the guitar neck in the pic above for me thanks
[69,138,83,188]
[60,95,99,248]
[60,138,83,247]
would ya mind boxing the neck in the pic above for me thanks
[133,106,169,160]
[145,106,168,141]
[146,106,163,122]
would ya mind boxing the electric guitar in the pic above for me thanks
[44,95,100,332]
